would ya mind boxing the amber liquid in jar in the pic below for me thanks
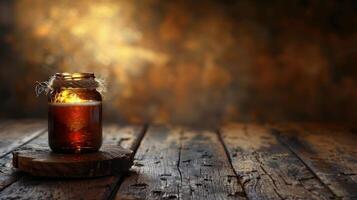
[48,73,102,153]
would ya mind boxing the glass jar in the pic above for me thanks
[48,73,102,153]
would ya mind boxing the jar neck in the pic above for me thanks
[57,87,97,91]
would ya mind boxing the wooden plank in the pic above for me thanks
[220,123,334,199]
[179,129,246,199]
[117,126,246,199]
[272,123,357,199]
[0,120,47,190]
[117,126,182,199]
[0,120,46,158]
[0,124,146,200]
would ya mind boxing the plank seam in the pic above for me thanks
[254,152,284,200]
[0,128,47,159]
[216,128,248,199]
[270,127,339,199]
[130,124,150,156]
[176,129,183,200]
[0,128,47,193]
[107,124,149,200]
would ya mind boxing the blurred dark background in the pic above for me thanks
[0,0,356,126]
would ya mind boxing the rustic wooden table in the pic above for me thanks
[0,120,355,200]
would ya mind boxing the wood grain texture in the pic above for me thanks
[220,123,335,199]
[0,120,47,190]
[0,120,46,158]
[117,126,182,200]
[0,124,146,200]
[117,126,246,200]
[13,144,133,178]
[179,129,246,199]
[272,123,357,199]
[0,121,354,199]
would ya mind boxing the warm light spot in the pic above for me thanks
[15,0,168,76]
[34,23,51,37]
[53,90,85,103]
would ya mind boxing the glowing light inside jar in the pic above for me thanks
[46,73,103,153]
[53,89,86,103]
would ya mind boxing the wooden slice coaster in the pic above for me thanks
[12,144,134,178]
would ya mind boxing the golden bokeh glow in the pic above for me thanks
[15,0,168,75]
[7,0,357,125]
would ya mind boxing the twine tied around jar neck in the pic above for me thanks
[35,73,106,96]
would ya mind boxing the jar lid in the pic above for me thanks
[35,72,106,96]
[55,73,95,80]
